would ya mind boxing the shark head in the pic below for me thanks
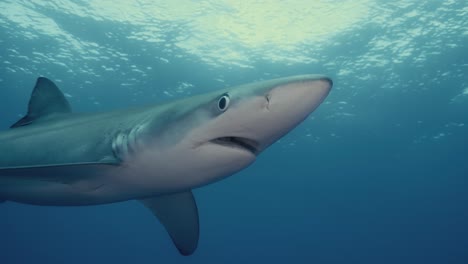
[123,75,332,193]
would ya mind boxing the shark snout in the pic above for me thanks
[267,77,332,116]
[249,76,332,150]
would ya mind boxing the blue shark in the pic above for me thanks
[0,75,332,255]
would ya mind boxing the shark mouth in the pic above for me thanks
[211,137,258,155]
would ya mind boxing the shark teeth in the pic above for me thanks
[211,137,258,155]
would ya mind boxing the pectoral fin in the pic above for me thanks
[0,162,119,184]
[140,191,199,256]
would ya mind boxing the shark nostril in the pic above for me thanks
[265,94,271,110]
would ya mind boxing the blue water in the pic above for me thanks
[1,1,467,263]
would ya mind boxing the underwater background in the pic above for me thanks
[0,1,467,263]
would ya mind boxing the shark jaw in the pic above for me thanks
[210,137,259,155]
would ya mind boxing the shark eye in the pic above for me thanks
[217,93,230,112]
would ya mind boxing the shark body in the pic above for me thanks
[0,75,332,255]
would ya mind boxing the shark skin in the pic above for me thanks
[0,75,332,255]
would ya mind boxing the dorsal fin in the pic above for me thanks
[11,77,71,128]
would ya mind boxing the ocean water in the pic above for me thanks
[0,1,467,263]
